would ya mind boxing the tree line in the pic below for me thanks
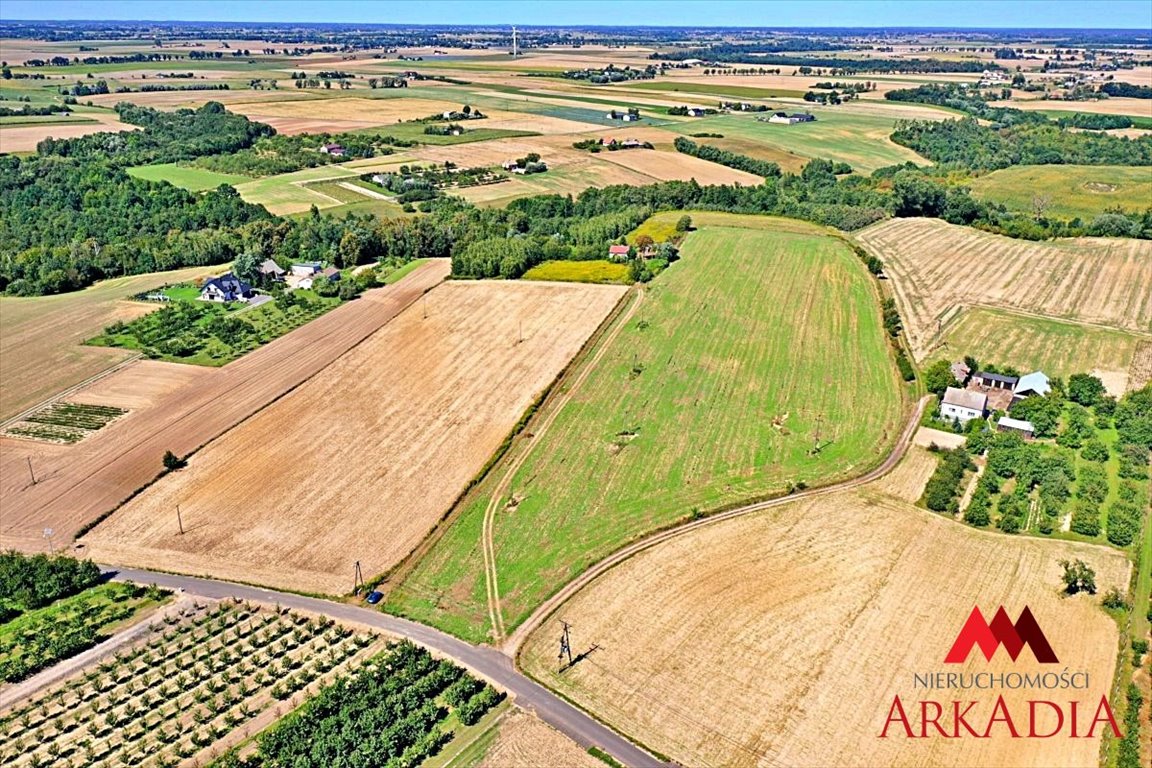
[673,136,782,178]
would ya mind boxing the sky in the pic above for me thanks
[2,0,1150,30]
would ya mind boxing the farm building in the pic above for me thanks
[950,360,971,384]
[199,274,254,303]
[606,110,639,121]
[291,262,323,277]
[766,112,816,124]
[973,371,1018,390]
[997,416,1036,439]
[941,386,987,424]
[319,143,346,157]
[259,259,285,280]
[608,244,632,261]
[1013,371,1051,399]
[320,267,341,282]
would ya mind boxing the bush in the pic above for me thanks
[1080,440,1109,463]
[0,551,102,611]
[162,450,186,472]
[1101,587,1127,610]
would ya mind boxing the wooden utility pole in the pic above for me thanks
[176,504,184,535]
[558,620,574,669]
[26,457,36,485]
[353,561,365,595]
[810,413,823,456]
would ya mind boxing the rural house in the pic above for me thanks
[608,244,631,261]
[320,267,342,282]
[766,112,816,125]
[1013,371,1051,399]
[319,143,346,157]
[199,274,254,303]
[941,386,987,424]
[997,416,1036,439]
[258,259,285,280]
[606,110,639,121]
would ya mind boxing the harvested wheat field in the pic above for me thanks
[521,462,1130,768]
[82,280,626,595]
[0,111,137,153]
[597,147,764,184]
[855,218,1152,359]
[476,710,602,768]
[0,261,449,552]
[0,264,225,421]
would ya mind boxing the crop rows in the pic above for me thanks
[2,402,128,444]
[0,600,377,768]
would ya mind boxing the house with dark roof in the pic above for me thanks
[199,274,254,303]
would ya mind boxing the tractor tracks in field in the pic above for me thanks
[483,286,647,642]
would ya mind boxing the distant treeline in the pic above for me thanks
[652,49,991,74]
[1101,82,1152,99]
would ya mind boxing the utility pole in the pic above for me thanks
[810,413,823,456]
[176,504,184,535]
[26,456,36,485]
[353,561,364,595]
[423,294,428,320]
[558,620,574,669]
[43,527,54,554]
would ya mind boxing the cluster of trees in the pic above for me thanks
[557,64,659,83]
[414,104,485,122]
[650,40,853,61]
[653,49,991,74]
[673,137,782,178]
[923,445,976,513]
[236,641,503,767]
[891,117,1152,170]
[0,102,69,117]
[812,81,877,93]
[1055,112,1136,130]
[0,551,102,615]
[193,132,398,177]
[1101,81,1152,99]
[667,105,719,116]
[803,89,859,105]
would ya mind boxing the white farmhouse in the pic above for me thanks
[941,387,987,425]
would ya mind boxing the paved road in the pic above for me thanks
[506,395,934,653]
[105,566,670,768]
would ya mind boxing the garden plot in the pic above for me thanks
[2,402,128,444]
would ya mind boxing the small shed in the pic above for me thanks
[997,416,1035,439]
[259,259,285,280]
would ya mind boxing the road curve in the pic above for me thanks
[104,566,670,768]
[504,394,933,654]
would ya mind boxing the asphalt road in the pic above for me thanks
[106,566,670,768]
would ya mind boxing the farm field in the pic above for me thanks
[125,162,250,192]
[855,217,1152,360]
[933,307,1147,394]
[967,164,1152,219]
[0,110,137,153]
[521,260,630,284]
[471,709,602,768]
[1011,96,1152,118]
[0,261,449,552]
[0,264,227,421]
[80,280,627,595]
[387,218,905,641]
[667,109,932,173]
[595,145,765,184]
[619,79,808,100]
[519,460,1131,768]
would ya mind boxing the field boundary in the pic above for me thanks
[379,286,639,596]
[0,353,142,430]
[504,394,933,656]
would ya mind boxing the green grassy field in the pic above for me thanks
[126,162,251,192]
[621,80,808,100]
[932,307,1144,382]
[522,259,630,284]
[967,165,1152,219]
[348,122,540,145]
[386,218,905,641]
[0,114,98,126]
[668,110,930,173]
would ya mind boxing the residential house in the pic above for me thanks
[258,259,285,281]
[319,267,341,282]
[620,138,643,148]
[606,110,638,121]
[199,274,254,303]
[608,244,631,261]
[1013,371,1051,400]
[291,262,323,277]
[941,387,987,425]
[997,416,1036,439]
[685,107,706,117]
[319,143,346,157]
[501,160,519,171]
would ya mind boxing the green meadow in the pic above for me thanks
[387,216,905,641]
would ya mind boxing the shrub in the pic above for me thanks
[1079,440,1109,463]
[1059,559,1096,595]
[1101,587,1127,610]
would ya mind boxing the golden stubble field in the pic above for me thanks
[521,454,1130,768]
[855,218,1152,360]
[82,280,626,595]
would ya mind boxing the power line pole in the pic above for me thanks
[353,560,364,595]
[176,504,184,535]
[810,413,823,456]
[558,620,574,670]
[26,457,36,485]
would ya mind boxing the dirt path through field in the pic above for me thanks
[0,260,449,550]
[482,286,646,641]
